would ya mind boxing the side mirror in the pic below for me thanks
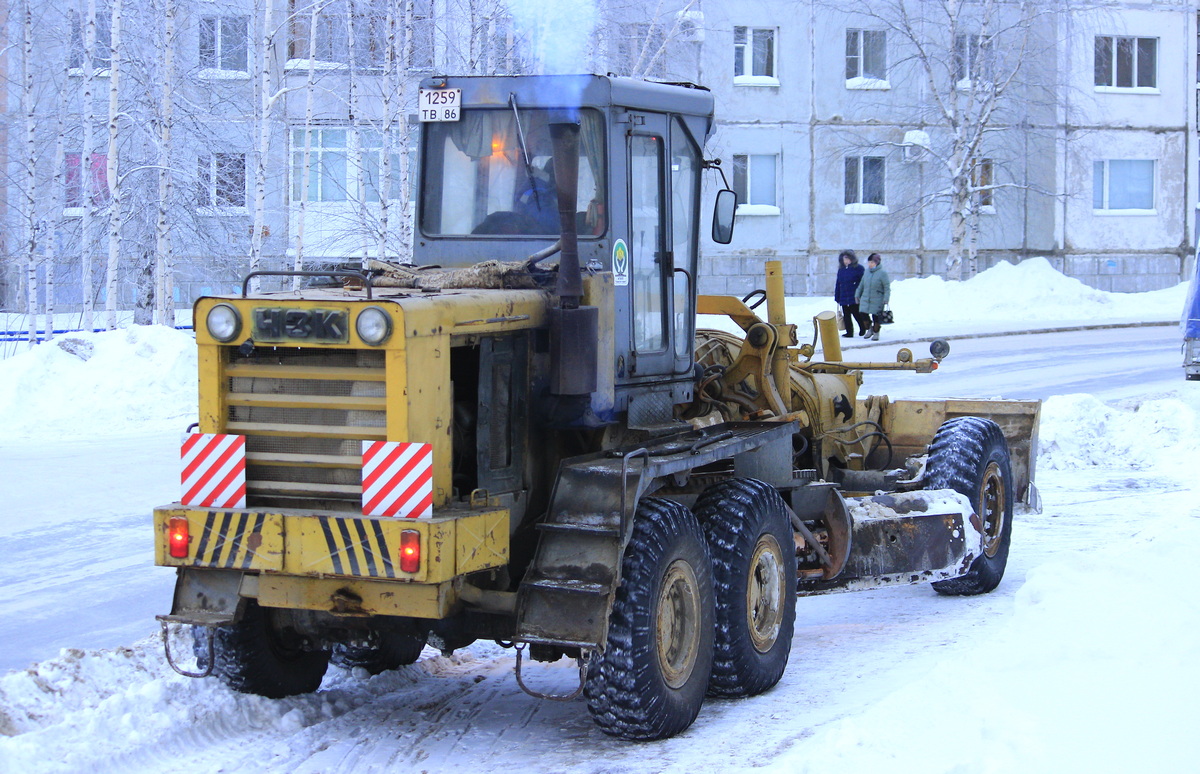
[929,339,950,360]
[711,189,737,244]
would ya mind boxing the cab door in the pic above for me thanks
[626,116,674,379]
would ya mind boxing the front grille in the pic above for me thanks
[225,348,388,511]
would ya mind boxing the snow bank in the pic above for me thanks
[699,256,1185,339]
[889,256,1183,324]
[773,507,1200,774]
[0,326,196,440]
[1038,392,1200,472]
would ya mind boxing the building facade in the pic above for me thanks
[2,0,1196,317]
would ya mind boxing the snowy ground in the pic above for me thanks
[1,258,1197,773]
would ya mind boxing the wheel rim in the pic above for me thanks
[746,534,786,653]
[656,559,702,689]
[979,462,1007,558]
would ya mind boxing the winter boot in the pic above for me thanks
[870,330,880,341]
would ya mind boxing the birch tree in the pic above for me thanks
[154,0,176,326]
[21,0,40,346]
[80,0,102,329]
[103,0,123,329]
[828,0,1066,279]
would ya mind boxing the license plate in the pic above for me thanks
[253,308,349,343]
[419,88,461,122]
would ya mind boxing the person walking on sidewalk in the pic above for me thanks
[834,250,870,338]
[855,253,891,341]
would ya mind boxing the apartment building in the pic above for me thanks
[2,0,1195,314]
[697,0,1197,296]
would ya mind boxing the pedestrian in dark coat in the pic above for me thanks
[855,252,891,341]
[834,250,870,338]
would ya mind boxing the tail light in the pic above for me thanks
[168,516,190,558]
[400,529,420,573]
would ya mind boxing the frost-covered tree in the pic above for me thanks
[827,0,1068,279]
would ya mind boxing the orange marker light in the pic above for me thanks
[168,516,190,558]
[400,529,420,573]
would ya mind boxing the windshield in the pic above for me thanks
[420,108,605,237]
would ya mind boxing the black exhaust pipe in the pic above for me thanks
[547,116,597,397]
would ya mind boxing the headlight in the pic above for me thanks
[356,306,392,345]
[206,304,241,343]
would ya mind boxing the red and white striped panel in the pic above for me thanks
[362,441,433,518]
[181,433,246,509]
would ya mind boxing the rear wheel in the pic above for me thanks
[927,416,1014,596]
[694,478,796,698]
[585,498,714,740]
[198,600,330,698]
[332,632,426,675]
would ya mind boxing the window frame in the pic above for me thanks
[199,15,250,76]
[1094,35,1158,93]
[1092,158,1156,215]
[846,28,888,89]
[196,152,248,212]
[732,153,780,215]
[733,26,779,86]
[971,158,995,212]
[291,126,403,205]
[63,151,110,214]
[68,7,113,72]
[844,155,887,214]
[954,33,993,88]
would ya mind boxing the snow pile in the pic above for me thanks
[1038,393,1200,471]
[889,256,1182,324]
[0,326,196,440]
[773,508,1200,774]
[713,256,1187,341]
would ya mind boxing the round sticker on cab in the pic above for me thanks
[613,239,630,287]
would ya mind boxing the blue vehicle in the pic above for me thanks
[1187,231,1200,380]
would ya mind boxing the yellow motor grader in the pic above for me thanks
[153,74,1039,741]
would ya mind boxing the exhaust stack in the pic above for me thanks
[547,116,597,397]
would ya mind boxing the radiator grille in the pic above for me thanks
[224,348,388,511]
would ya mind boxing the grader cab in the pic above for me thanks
[154,75,1039,741]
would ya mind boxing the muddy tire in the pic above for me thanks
[927,416,1014,596]
[585,498,714,740]
[198,600,330,698]
[332,632,426,675]
[694,478,796,698]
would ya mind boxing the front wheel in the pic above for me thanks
[694,478,796,698]
[926,416,1014,596]
[585,498,714,741]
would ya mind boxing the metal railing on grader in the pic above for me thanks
[154,75,1040,741]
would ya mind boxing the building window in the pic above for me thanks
[291,128,401,203]
[1093,159,1155,212]
[954,33,992,85]
[844,155,885,212]
[734,26,777,85]
[732,154,778,213]
[65,152,110,209]
[972,159,994,209]
[846,29,886,85]
[1094,36,1157,90]
[197,153,247,208]
[619,22,667,78]
[68,8,112,70]
[200,16,249,73]
[287,0,390,68]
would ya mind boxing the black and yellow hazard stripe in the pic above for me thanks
[193,511,268,570]
[317,515,396,579]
